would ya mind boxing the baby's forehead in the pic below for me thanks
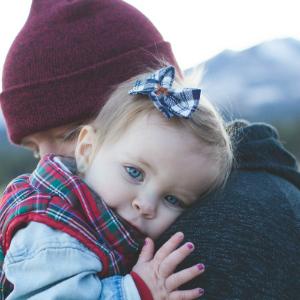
[124,112,198,140]
[118,112,214,163]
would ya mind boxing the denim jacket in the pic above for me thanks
[3,221,141,300]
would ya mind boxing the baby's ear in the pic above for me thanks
[75,125,97,174]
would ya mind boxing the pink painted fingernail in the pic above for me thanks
[144,238,148,245]
[198,288,205,296]
[186,242,194,250]
[197,263,205,271]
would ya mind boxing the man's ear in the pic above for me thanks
[75,125,98,174]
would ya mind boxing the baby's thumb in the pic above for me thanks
[136,237,155,263]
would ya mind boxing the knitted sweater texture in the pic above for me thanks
[159,120,300,300]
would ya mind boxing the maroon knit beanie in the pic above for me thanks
[0,0,180,144]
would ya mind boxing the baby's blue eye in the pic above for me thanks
[125,166,144,182]
[164,195,186,209]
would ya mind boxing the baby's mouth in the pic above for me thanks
[114,212,145,235]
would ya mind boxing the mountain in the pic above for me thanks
[1,37,300,127]
[0,38,299,188]
[195,37,300,122]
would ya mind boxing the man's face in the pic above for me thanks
[21,124,79,158]
[81,113,218,239]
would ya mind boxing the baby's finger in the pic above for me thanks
[135,237,155,264]
[154,232,184,262]
[159,242,195,277]
[170,287,205,299]
[166,263,205,291]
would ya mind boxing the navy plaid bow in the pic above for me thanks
[128,66,201,118]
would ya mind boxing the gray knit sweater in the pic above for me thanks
[158,120,300,300]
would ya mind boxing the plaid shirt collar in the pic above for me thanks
[29,154,145,272]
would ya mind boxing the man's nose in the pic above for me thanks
[39,140,73,157]
[39,141,57,157]
[132,197,158,219]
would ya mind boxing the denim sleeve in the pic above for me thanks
[3,222,141,300]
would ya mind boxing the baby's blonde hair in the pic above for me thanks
[90,68,233,197]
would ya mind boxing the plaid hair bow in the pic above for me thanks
[128,66,201,118]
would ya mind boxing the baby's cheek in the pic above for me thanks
[98,179,129,207]
[153,209,182,237]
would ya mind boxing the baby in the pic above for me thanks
[0,66,233,299]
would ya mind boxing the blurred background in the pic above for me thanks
[0,0,299,191]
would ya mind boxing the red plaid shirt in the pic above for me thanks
[0,154,145,299]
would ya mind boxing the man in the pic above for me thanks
[1,0,299,298]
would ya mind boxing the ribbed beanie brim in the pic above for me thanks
[0,0,179,144]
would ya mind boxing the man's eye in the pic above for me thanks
[164,195,187,209]
[125,166,144,182]
[62,127,81,142]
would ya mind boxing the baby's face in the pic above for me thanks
[82,113,218,239]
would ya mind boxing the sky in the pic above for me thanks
[0,0,300,86]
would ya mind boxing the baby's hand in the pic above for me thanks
[132,232,205,299]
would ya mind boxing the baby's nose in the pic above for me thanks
[132,198,157,219]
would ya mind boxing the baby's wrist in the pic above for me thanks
[130,271,154,300]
